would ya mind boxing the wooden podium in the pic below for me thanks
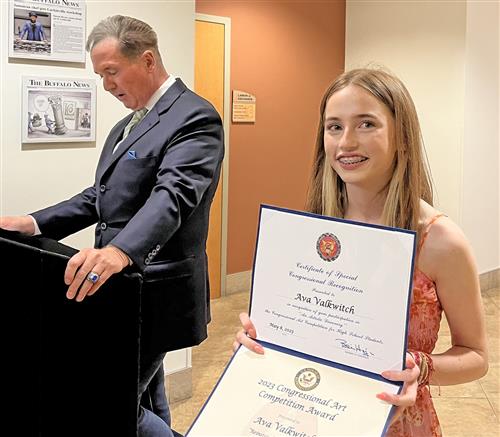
[1,230,141,436]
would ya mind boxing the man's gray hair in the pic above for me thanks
[86,15,162,60]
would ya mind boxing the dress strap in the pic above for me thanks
[416,213,446,257]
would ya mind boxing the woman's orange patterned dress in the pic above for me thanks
[386,215,445,437]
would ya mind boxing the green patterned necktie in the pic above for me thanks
[122,108,148,139]
[113,108,148,153]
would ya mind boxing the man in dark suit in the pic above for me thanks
[1,15,224,437]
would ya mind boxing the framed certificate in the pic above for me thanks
[187,205,416,436]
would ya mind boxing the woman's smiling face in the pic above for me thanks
[323,84,396,192]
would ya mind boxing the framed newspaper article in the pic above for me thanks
[22,76,96,143]
[9,0,86,63]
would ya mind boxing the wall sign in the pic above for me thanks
[232,90,256,123]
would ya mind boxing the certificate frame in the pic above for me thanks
[187,205,416,436]
[249,205,415,376]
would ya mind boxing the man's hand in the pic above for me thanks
[64,246,130,302]
[0,216,35,235]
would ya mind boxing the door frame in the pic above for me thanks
[195,13,231,296]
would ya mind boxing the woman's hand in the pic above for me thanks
[376,352,420,422]
[232,312,264,354]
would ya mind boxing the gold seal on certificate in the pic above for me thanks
[187,205,416,437]
[295,368,321,391]
[316,233,341,262]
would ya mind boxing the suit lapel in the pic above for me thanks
[95,116,130,181]
[98,79,188,177]
[105,110,159,169]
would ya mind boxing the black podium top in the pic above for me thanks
[1,230,141,436]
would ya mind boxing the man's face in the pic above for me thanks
[30,15,37,23]
[91,38,153,110]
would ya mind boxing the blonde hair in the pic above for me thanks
[306,68,433,232]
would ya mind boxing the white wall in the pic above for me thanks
[346,0,499,274]
[0,0,195,249]
[0,0,196,375]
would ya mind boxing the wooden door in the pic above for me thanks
[195,18,227,298]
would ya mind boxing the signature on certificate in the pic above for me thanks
[335,338,374,358]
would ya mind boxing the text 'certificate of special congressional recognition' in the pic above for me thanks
[187,205,416,437]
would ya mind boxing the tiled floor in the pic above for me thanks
[170,286,500,436]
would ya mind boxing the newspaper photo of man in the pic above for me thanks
[20,11,46,41]
[13,9,51,55]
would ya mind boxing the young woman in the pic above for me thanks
[234,68,488,436]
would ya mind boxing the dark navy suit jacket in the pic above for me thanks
[32,79,224,354]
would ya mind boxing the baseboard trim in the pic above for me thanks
[479,267,499,292]
[226,270,252,295]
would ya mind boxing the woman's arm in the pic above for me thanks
[419,217,489,385]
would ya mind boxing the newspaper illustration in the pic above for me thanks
[9,0,86,63]
[22,76,96,143]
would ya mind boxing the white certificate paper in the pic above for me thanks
[251,206,415,374]
[187,205,415,437]
[188,346,399,437]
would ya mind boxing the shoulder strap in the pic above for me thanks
[416,213,446,257]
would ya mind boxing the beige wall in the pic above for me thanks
[462,1,499,273]
[346,0,499,274]
[346,0,466,221]
[196,0,346,274]
[0,1,195,250]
